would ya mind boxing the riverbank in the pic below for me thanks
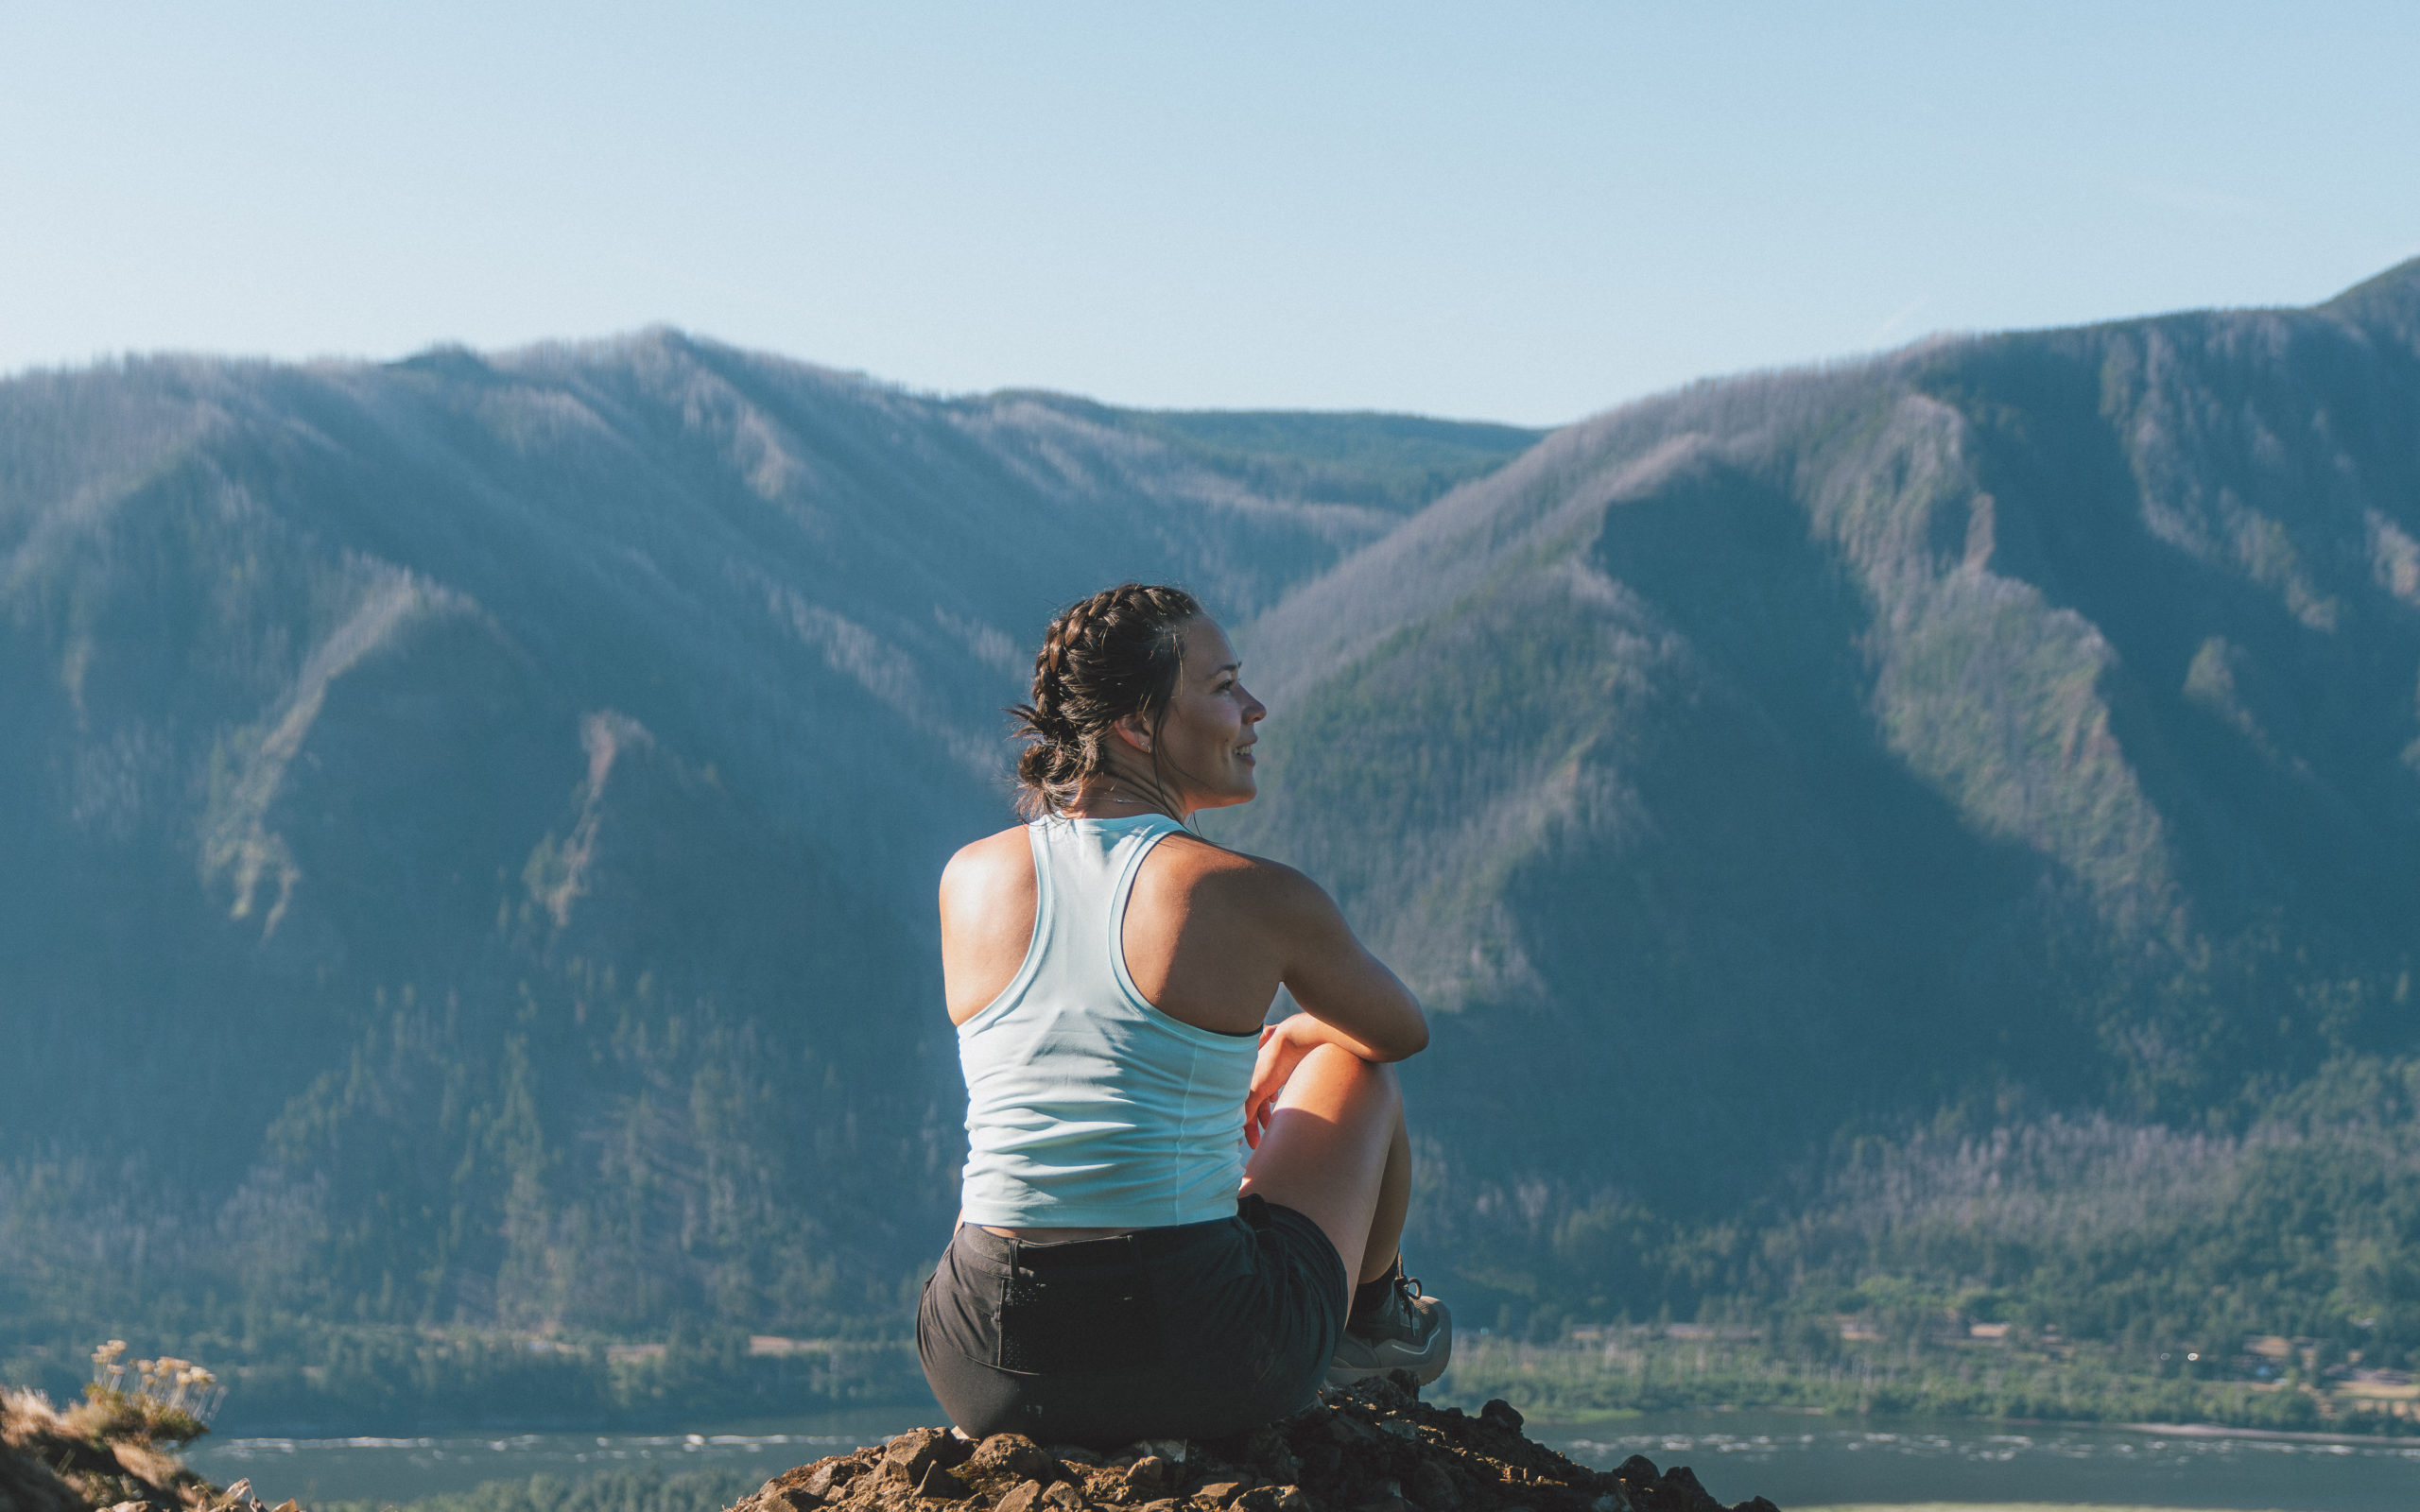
[1435,1331,2420,1438]
[16,1318,2411,1446]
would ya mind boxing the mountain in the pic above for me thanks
[0,335,1536,1384]
[9,262,2420,1421]
[1219,256,2420,1336]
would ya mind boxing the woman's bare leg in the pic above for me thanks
[1362,1109,1411,1286]
[1239,1042,1405,1291]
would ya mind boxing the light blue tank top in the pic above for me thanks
[956,812,1256,1228]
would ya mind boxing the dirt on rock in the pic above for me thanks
[729,1374,1780,1512]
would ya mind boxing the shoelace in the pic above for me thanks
[1351,1268,1429,1336]
[1374,1272,1426,1329]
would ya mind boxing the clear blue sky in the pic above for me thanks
[4,2,2414,425]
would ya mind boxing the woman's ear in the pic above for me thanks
[1111,712,1153,754]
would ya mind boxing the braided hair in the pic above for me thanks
[1010,583,1204,818]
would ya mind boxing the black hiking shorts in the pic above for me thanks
[917,1194,1349,1446]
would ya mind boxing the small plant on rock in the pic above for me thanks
[78,1339,225,1448]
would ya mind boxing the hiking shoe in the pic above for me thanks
[1326,1273,1452,1386]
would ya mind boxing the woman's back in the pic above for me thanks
[943,818,1289,1037]
[953,812,1259,1229]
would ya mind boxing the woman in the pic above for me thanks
[916,582,1449,1448]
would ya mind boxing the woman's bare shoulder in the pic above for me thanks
[1150,833,1329,915]
[941,825,1033,901]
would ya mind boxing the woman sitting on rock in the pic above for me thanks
[918,582,1449,1447]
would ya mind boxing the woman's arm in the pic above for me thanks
[1265,864,1427,1060]
[1243,865,1427,1147]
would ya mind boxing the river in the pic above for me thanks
[186,1408,2420,1511]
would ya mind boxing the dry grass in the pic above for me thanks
[0,1384,225,1512]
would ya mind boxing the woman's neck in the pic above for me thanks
[1063,773,1188,821]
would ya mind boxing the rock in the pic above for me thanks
[2,1385,235,1512]
[1652,1464,1721,1512]
[752,1458,860,1512]
[804,1459,868,1498]
[1126,1455,1174,1499]
[1408,1460,1458,1509]
[996,1480,1047,1512]
[917,1465,973,1501]
[883,1428,970,1486]
[723,1371,1775,1512]
[967,1436,1057,1486]
[1217,1425,1297,1484]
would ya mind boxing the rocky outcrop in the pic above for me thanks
[729,1375,1779,1512]
[0,1386,235,1512]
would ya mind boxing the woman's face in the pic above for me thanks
[1119,617,1266,814]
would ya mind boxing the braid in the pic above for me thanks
[1010,582,1203,817]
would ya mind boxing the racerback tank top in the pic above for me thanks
[956,812,1256,1228]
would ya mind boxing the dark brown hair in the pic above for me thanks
[1011,583,1203,818]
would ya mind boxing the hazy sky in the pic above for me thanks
[4,2,2415,425]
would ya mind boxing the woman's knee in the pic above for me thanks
[1291,1042,1401,1117]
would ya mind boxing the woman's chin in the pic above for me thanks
[1200,782,1257,811]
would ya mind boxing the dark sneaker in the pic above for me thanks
[1326,1273,1452,1385]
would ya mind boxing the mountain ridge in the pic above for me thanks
[1219,259,2420,1211]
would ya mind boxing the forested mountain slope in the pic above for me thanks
[1219,257,2420,1337]
[0,335,1535,1366]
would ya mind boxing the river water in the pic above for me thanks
[186,1408,2420,1511]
